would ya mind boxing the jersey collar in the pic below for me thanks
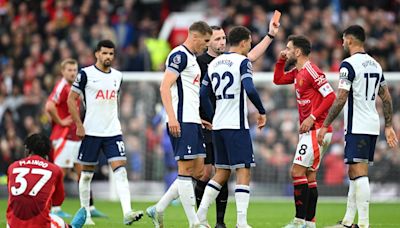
[181,45,195,56]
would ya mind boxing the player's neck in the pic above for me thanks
[183,40,196,55]
[350,46,365,55]
[295,56,309,70]
[95,62,111,73]
[228,47,245,56]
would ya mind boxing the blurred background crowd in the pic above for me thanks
[0,0,400,193]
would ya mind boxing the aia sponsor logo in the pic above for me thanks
[192,74,200,85]
[95,90,116,100]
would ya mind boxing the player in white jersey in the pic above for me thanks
[318,25,398,228]
[197,26,267,228]
[67,40,143,226]
[146,21,212,228]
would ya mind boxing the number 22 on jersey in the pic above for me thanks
[211,71,235,100]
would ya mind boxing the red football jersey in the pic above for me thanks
[7,155,64,228]
[48,78,80,141]
[274,60,334,131]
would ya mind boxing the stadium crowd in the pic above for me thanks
[1,0,400,189]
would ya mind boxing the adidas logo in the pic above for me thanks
[295,156,302,161]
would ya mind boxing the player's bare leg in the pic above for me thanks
[109,160,143,225]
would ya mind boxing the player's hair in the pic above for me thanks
[343,25,365,43]
[60,58,78,70]
[287,35,311,56]
[189,21,212,35]
[210,25,222,31]
[228,26,251,46]
[95,39,115,52]
[24,133,51,158]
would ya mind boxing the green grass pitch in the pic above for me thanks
[1,199,399,227]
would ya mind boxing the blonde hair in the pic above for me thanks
[60,58,78,70]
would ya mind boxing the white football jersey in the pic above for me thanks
[165,45,201,124]
[205,53,252,130]
[338,53,386,135]
[71,65,122,137]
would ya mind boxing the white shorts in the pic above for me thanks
[53,139,81,168]
[293,129,332,171]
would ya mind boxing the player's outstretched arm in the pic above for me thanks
[247,15,280,62]
[160,70,180,137]
[67,90,84,138]
[378,85,398,148]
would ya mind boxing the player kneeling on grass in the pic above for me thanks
[6,133,86,228]
[198,26,267,228]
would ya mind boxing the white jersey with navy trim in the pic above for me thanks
[71,65,123,137]
[338,53,386,135]
[204,53,252,130]
[165,45,201,124]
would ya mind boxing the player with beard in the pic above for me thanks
[273,35,336,228]
[195,18,279,228]
[68,40,143,226]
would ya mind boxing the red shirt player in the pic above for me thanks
[6,133,86,228]
[273,35,335,228]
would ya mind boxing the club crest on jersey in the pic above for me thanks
[95,89,116,100]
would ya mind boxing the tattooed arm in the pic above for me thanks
[378,84,398,148]
[322,89,349,127]
[378,85,393,127]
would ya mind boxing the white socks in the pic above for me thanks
[342,176,370,227]
[156,179,179,213]
[177,175,199,226]
[79,171,94,218]
[114,166,132,215]
[197,180,222,223]
[235,185,250,227]
[355,176,370,227]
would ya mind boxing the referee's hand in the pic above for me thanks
[168,118,181,138]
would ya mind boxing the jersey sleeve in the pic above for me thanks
[165,51,188,76]
[71,70,87,95]
[239,58,253,80]
[305,64,334,97]
[51,166,65,206]
[338,61,355,91]
[273,58,296,85]
[49,85,62,105]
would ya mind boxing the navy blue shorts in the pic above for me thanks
[344,133,377,165]
[78,135,126,165]
[167,123,206,161]
[212,129,255,169]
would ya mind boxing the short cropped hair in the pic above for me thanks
[228,26,251,46]
[288,35,311,56]
[24,133,51,158]
[189,21,212,35]
[60,58,78,70]
[95,40,115,52]
[343,25,366,43]
[210,25,222,31]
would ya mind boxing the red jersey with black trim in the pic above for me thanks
[274,59,335,131]
[7,155,64,228]
[48,78,80,141]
